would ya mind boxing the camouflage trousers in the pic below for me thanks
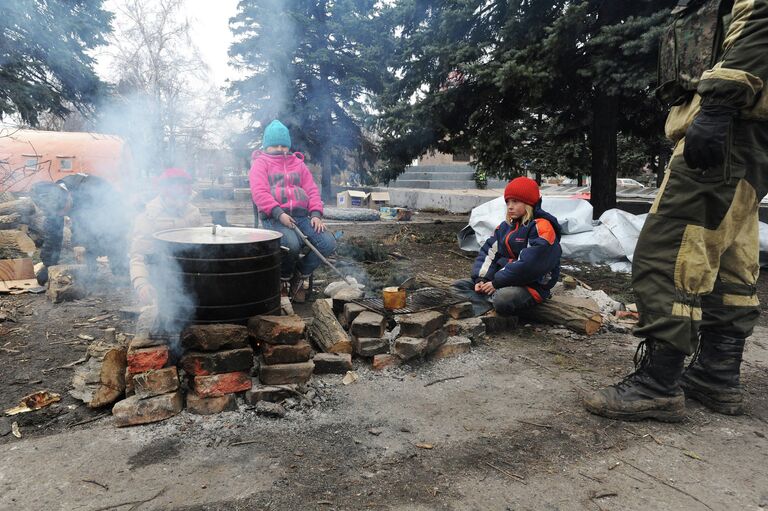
[633,119,768,355]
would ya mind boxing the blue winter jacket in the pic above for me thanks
[471,205,562,302]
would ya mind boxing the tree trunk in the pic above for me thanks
[519,296,603,335]
[321,151,333,203]
[590,91,619,219]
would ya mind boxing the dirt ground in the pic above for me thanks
[1,202,767,511]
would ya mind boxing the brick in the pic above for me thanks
[332,289,364,314]
[393,337,427,361]
[254,401,286,418]
[350,311,386,339]
[127,345,169,374]
[261,341,311,365]
[481,311,516,333]
[447,302,474,320]
[445,318,486,342]
[112,391,183,427]
[194,371,252,398]
[352,337,389,357]
[128,336,166,350]
[343,303,367,326]
[180,347,254,376]
[372,354,402,371]
[432,336,472,359]
[258,359,315,385]
[248,315,305,345]
[181,324,249,352]
[186,393,238,415]
[244,384,297,404]
[425,329,448,354]
[398,310,445,337]
[133,367,179,399]
[313,353,353,374]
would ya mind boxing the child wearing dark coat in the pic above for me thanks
[453,177,562,316]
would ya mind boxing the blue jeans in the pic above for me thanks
[452,278,537,316]
[262,216,337,279]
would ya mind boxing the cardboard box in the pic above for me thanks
[337,190,369,208]
[366,191,391,210]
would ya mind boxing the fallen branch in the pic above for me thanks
[90,487,165,511]
[618,458,714,511]
[449,250,474,261]
[516,355,556,374]
[516,419,553,429]
[484,461,527,485]
[229,439,261,447]
[82,479,109,491]
[424,375,465,387]
[71,413,109,427]
[43,356,86,373]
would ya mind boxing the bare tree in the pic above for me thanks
[105,0,210,173]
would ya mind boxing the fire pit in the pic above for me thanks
[153,226,283,324]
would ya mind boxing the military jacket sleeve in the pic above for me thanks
[698,0,768,109]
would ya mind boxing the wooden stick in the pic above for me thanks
[424,375,465,387]
[449,250,474,261]
[82,479,109,490]
[71,413,109,427]
[484,461,527,484]
[516,419,553,429]
[618,458,714,510]
[43,356,86,372]
[229,439,261,447]
[516,355,557,374]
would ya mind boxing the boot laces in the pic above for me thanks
[614,340,652,390]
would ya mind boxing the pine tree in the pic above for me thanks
[228,0,390,200]
[0,0,112,125]
[379,0,670,217]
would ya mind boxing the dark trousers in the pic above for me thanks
[262,216,337,279]
[452,278,536,316]
[632,119,768,354]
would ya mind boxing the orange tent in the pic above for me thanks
[0,129,134,192]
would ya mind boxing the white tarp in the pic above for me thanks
[459,197,595,251]
[460,197,768,272]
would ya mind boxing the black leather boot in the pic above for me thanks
[681,331,745,415]
[584,339,686,422]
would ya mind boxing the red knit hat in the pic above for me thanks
[158,167,192,184]
[504,177,540,206]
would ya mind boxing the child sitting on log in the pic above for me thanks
[453,177,562,316]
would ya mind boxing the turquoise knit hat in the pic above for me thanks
[262,120,291,149]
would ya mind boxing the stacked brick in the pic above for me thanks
[248,315,315,389]
[327,293,480,370]
[112,338,182,427]
[179,324,254,415]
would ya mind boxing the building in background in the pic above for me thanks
[0,129,134,192]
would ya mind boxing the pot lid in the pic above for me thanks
[154,226,283,245]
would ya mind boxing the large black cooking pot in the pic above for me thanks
[153,226,283,324]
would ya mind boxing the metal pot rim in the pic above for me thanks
[153,226,283,245]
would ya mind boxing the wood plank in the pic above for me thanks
[0,278,39,294]
[0,258,35,281]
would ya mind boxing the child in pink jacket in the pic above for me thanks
[249,120,336,302]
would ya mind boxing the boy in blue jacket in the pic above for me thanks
[453,177,562,316]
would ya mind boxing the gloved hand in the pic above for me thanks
[36,265,49,285]
[683,104,738,170]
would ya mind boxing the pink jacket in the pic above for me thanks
[249,151,324,220]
